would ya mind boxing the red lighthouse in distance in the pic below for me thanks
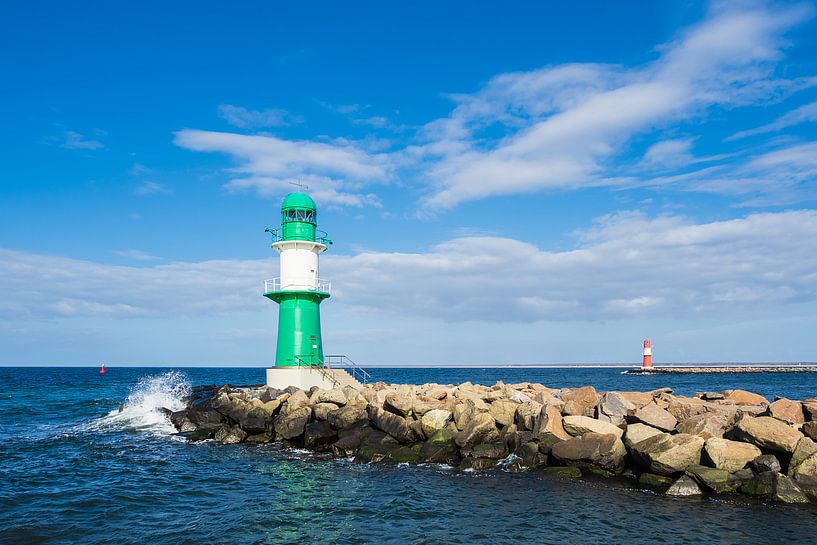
[642,339,653,368]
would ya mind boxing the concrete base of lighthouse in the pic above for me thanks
[265,367,337,390]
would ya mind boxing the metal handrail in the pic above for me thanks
[325,354,371,384]
[264,277,331,294]
[265,228,333,245]
[294,355,340,388]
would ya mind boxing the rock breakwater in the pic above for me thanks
[168,380,817,504]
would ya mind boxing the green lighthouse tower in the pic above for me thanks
[263,192,334,389]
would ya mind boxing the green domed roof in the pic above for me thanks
[281,192,316,210]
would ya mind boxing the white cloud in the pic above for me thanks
[174,129,391,207]
[3,210,816,322]
[62,131,104,150]
[727,100,817,140]
[416,2,814,209]
[114,249,160,261]
[218,104,303,128]
[639,139,696,169]
[134,181,171,196]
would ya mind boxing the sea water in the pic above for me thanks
[1,366,815,545]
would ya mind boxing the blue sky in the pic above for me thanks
[2,1,817,366]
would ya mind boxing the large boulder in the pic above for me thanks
[421,409,452,437]
[803,399,817,421]
[312,402,339,421]
[533,405,571,453]
[303,420,337,450]
[367,406,415,443]
[676,413,728,440]
[384,392,414,418]
[515,400,544,431]
[238,407,270,435]
[631,433,705,475]
[455,412,500,449]
[632,402,677,432]
[551,432,627,473]
[721,390,769,406]
[730,416,803,453]
[790,452,817,498]
[327,406,368,430]
[317,388,347,406]
[453,399,484,431]
[214,424,247,444]
[284,390,311,412]
[618,391,654,409]
[561,386,599,417]
[563,415,624,438]
[704,437,761,473]
[420,429,460,464]
[488,399,519,427]
[597,392,636,426]
[623,423,663,450]
[274,406,311,439]
[768,398,805,425]
[685,465,749,494]
[749,454,781,474]
[788,437,817,476]
[741,471,810,503]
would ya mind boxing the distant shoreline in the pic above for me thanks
[2,362,817,369]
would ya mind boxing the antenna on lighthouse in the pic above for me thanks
[289,178,309,192]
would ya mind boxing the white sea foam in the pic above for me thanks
[100,371,191,434]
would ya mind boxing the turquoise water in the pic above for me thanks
[1,366,815,544]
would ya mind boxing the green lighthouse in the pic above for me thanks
[263,193,334,388]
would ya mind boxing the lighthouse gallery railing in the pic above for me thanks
[264,278,331,294]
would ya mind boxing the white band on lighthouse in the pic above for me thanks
[273,240,326,291]
[643,347,652,356]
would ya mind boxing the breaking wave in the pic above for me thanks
[100,371,191,433]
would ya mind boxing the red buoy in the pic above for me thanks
[100,363,106,375]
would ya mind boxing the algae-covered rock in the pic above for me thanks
[541,466,583,478]
[214,424,247,444]
[639,472,674,489]
[304,420,337,450]
[685,465,741,493]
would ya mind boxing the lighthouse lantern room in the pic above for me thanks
[263,192,336,389]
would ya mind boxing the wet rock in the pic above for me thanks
[676,413,728,440]
[638,472,674,489]
[462,442,508,460]
[455,412,499,449]
[245,433,273,443]
[666,475,703,496]
[561,386,600,417]
[704,437,761,473]
[741,471,810,503]
[685,465,742,494]
[632,402,678,432]
[214,425,247,444]
[551,432,627,472]
[237,407,269,435]
[768,398,805,425]
[563,415,624,438]
[273,406,311,439]
[420,409,452,437]
[597,392,636,426]
[420,429,460,464]
[749,454,781,474]
[304,420,337,450]
[533,405,571,453]
[542,466,583,478]
[488,399,519,427]
[631,433,704,476]
[515,441,547,468]
[327,406,368,430]
[367,406,415,443]
[730,416,803,453]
